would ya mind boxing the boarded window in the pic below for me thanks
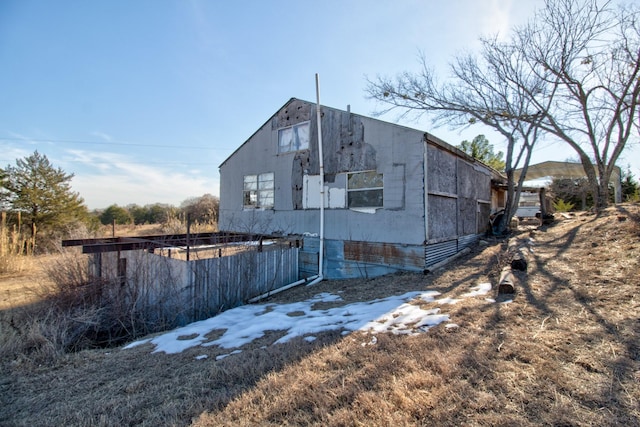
[243,172,274,209]
[347,170,383,208]
[278,122,310,153]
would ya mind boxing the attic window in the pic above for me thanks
[278,121,310,153]
[244,172,274,209]
[347,171,383,208]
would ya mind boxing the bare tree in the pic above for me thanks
[181,194,220,225]
[366,36,551,232]
[367,0,640,214]
[513,0,640,209]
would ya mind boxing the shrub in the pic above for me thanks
[0,248,187,365]
[553,198,575,212]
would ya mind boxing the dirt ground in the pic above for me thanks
[1,204,639,426]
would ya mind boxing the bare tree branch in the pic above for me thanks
[366,0,640,211]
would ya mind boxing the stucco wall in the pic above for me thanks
[219,100,428,245]
[219,99,495,249]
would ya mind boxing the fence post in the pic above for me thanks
[186,213,191,261]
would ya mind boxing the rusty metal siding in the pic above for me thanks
[300,235,485,280]
[330,240,422,279]
[343,240,424,269]
[301,237,427,279]
[424,234,481,268]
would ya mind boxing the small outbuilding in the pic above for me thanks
[218,98,505,279]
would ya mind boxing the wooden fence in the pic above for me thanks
[190,246,299,321]
[94,245,300,326]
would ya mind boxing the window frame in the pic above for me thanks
[346,170,384,208]
[277,121,310,153]
[243,172,274,209]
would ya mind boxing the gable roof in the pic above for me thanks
[218,97,495,173]
[219,98,298,169]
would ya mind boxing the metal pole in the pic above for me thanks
[315,73,325,279]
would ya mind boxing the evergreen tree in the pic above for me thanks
[146,203,173,224]
[99,204,133,225]
[458,135,505,171]
[127,204,149,225]
[1,151,87,250]
[621,167,639,202]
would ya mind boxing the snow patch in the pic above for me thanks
[124,291,449,355]
[437,297,462,305]
[462,282,492,297]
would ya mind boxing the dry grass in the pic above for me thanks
[1,204,639,426]
[0,254,63,311]
[0,216,31,276]
[98,221,218,238]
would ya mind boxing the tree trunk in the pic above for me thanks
[499,167,516,234]
[29,222,36,255]
[578,156,603,211]
[597,177,610,210]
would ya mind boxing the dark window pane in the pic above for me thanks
[348,189,383,208]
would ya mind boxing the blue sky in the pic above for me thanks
[1,0,638,209]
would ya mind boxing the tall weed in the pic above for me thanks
[0,213,30,274]
[1,248,188,365]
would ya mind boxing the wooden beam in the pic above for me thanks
[63,232,289,254]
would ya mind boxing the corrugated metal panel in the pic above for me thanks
[425,240,458,267]
[458,233,481,250]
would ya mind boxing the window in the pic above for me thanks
[278,122,310,153]
[244,172,274,209]
[347,170,383,208]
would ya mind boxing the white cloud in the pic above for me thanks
[67,149,219,208]
[0,132,47,163]
[0,144,31,165]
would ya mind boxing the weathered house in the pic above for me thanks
[219,98,504,279]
